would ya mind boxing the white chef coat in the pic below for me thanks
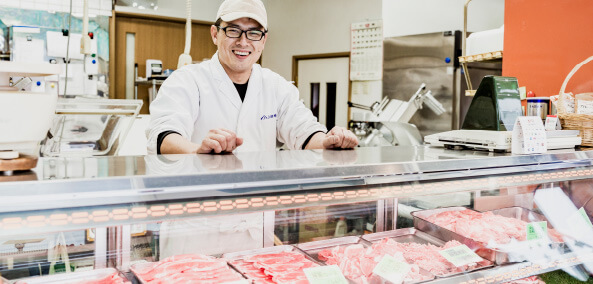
[147,52,327,154]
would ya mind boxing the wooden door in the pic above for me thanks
[113,14,217,114]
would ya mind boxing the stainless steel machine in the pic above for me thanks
[425,76,581,152]
[349,84,446,147]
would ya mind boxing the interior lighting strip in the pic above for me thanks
[1,167,593,232]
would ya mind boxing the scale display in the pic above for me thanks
[461,76,522,131]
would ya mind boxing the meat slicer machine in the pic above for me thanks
[349,84,446,147]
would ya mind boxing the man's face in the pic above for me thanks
[211,18,267,78]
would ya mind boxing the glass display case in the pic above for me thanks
[0,146,592,283]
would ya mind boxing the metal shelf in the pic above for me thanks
[134,79,164,102]
[459,51,503,64]
[0,61,61,76]
[460,0,503,97]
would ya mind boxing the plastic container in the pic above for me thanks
[527,97,550,120]
[466,25,504,56]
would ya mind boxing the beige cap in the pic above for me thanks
[216,0,268,30]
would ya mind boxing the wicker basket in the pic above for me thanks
[556,55,593,146]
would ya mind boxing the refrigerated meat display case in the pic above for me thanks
[0,146,592,283]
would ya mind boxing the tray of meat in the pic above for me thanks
[223,245,320,284]
[362,228,493,277]
[485,206,564,242]
[361,228,445,246]
[297,236,434,284]
[12,268,130,284]
[412,206,564,264]
[130,254,247,284]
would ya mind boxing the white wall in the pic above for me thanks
[115,0,382,81]
[1,0,112,16]
[115,0,223,22]
[383,0,505,38]
[262,0,382,80]
[113,0,502,81]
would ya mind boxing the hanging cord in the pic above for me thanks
[184,0,191,55]
[177,0,192,68]
[63,0,73,97]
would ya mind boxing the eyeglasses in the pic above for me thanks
[217,26,266,41]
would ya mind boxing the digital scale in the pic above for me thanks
[425,76,581,152]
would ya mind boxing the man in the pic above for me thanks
[147,0,358,155]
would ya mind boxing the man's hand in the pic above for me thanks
[322,126,359,149]
[197,129,243,154]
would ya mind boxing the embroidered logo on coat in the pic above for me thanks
[260,113,277,120]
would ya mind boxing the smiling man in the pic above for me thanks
[147,0,358,155]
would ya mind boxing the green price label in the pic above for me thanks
[372,254,410,284]
[579,207,593,228]
[304,265,348,284]
[567,207,593,240]
[526,221,548,240]
[439,244,483,267]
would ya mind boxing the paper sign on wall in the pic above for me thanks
[350,20,383,81]
[512,116,547,154]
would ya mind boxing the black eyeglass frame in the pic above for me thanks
[216,25,267,41]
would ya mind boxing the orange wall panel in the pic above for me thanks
[503,0,593,97]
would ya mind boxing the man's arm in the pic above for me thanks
[305,126,359,150]
[161,129,244,154]
[161,133,200,154]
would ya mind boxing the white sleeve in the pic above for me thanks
[146,68,200,154]
[276,81,327,150]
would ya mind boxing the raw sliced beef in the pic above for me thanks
[426,209,563,245]
[133,254,244,284]
[368,238,490,276]
[229,251,318,284]
[318,243,434,283]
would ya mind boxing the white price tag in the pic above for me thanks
[544,115,561,131]
[304,265,348,284]
[577,100,593,115]
[372,255,410,284]
[512,116,547,154]
[439,245,483,267]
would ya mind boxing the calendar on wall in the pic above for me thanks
[350,20,383,81]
